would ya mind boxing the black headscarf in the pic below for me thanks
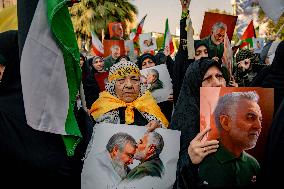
[170,58,225,189]
[137,53,156,69]
[250,40,284,114]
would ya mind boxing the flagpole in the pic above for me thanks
[276,22,284,36]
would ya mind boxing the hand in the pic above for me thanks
[212,57,219,62]
[146,120,161,132]
[228,77,238,87]
[0,64,5,81]
[180,0,191,11]
[167,93,173,102]
[164,46,170,57]
[188,127,219,164]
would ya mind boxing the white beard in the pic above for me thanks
[134,150,147,161]
[112,155,128,179]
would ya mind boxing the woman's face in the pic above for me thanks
[202,65,226,87]
[92,58,104,72]
[142,58,155,69]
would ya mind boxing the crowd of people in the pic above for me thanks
[0,0,284,188]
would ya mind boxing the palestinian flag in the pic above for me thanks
[133,14,147,42]
[91,31,104,57]
[20,0,82,156]
[239,20,256,49]
[162,18,174,55]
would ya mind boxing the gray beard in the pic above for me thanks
[112,156,128,179]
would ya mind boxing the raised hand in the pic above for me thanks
[180,0,191,11]
[188,127,219,164]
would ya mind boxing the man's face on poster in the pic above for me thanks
[134,134,153,161]
[146,72,156,84]
[113,23,123,39]
[111,46,121,59]
[227,99,262,150]
[112,142,136,178]
[212,28,226,45]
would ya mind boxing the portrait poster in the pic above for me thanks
[108,22,126,39]
[200,87,274,164]
[103,40,125,58]
[94,72,109,92]
[139,33,157,53]
[81,123,181,189]
[252,38,265,54]
[124,40,137,63]
[140,64,173,103]
[200,12,238,41]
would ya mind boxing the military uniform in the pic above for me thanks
[198,145,259,188]
[104,55,117,71]
[201,36,224,60]
[124,156,165,182]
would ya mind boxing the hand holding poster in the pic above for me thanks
[81,123,180,189]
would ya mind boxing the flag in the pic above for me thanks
[0,5,17,32]
[258,0,284,24]
[239,20,256,49]
[222,32,233,79]
[133,14,147,42]
[20,0,82,156]
[162,18,174,55]
[91,31,104,57]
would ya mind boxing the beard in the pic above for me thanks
[134,149,147,161]
[112,155,128,179]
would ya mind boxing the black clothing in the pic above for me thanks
[119,107,148,126]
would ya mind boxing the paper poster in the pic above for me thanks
[103,40,125,58]
[94,72,109,92]
[139,33,157,53]
[81,123,181,189]
[108,22,125,40]
[253,38,265,54]
[200,12,238,41]
[140,64,173,103]
[125,40,137,63]
[200,87,274,162]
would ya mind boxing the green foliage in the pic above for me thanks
[69,0,137,41]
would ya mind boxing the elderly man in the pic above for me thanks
[198,91,262,188]
[201,22,227,61]
[146,69,164,92]
[90,61,169,131]
[125,131,165,181]
[111,22,124,40]
[104,45,121,71]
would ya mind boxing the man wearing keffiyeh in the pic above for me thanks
[90,61,169,132]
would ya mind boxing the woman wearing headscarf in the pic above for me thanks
[170,58,227,189]
[90,61,169,131]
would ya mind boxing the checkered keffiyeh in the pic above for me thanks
[236,49,259,64]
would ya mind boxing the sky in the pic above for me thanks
[131,0,233,36]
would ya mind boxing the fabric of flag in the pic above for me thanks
[0,5,17,32]
[222,32,233,78]
[258,0,284,24]
[162,18,174,55]
[91,31,104,57]
[133,14,147,42]
[239,20,256,49]
[20,0,82,156]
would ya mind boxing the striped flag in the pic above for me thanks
[133,14,147,42]
[162,18,174,55]
[20,0,82,156]
[91,31,104,57]
[239,20,256,49]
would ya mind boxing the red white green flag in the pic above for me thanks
[91,31,104,57]
[133,14,147,42]
[162,18,174,55]
[20,0,82,156]
[239,20,256,49]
